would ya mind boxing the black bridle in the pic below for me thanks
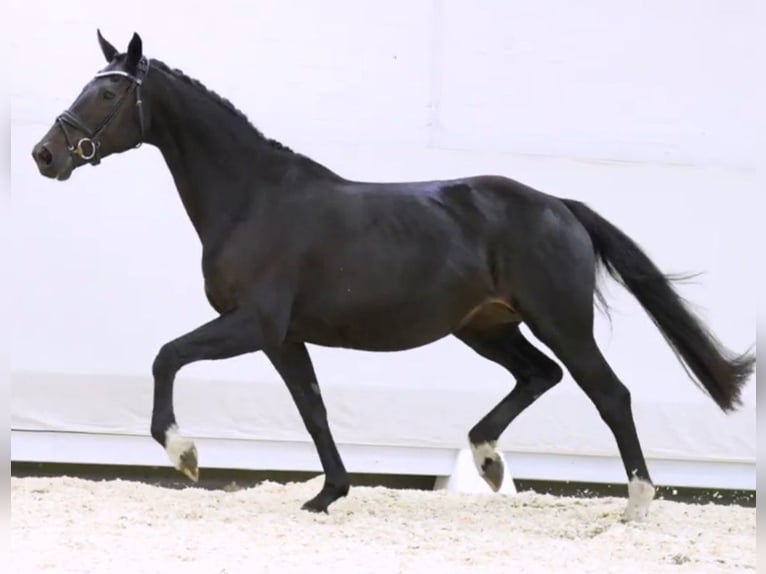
[56,57,150,165]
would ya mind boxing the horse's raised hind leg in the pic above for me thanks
[264,342,350,513]
[150,309,266,482]
[454,323,563,492]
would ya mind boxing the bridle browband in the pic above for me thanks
[56,57,150,165]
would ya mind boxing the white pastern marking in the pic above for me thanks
[623,477,656,522]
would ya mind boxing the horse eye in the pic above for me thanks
[103,90,116,100]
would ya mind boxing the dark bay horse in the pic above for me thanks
[31,31,754,521]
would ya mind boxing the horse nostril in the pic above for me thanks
[35,146,53,165]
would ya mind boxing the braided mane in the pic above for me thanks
[150,59,293,153]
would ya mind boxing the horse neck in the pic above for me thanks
[143,68,294,241]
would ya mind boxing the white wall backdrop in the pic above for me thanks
[11,1,759,487]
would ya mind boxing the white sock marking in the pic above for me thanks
[623,476,655,522]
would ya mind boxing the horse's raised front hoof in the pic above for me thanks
[164,424,200,483]
[470,441,504,492]
[300,483,350,514]
[481,456,504,492]
[177,448,200,482]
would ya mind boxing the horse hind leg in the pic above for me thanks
[556,336,655,521]
[454,321,564,492]
[522,291,656,521]
[492,207,656,521]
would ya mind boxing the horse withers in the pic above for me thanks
[31,31,755,521]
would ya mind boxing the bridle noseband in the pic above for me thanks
[56,57,150,165]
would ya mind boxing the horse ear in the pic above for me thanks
[126,32,143,68]
[97,29,118,62]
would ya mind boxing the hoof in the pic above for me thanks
[300,483,349,514]
[470,441,504,492]
[165,425,199,483]
[301,498,330,514]
[622,477,655,522]
[481,456,504,492]
[178,448,200,483]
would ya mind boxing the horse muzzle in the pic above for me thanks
[31,142,75,180]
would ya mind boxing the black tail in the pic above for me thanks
[562,198,754,412]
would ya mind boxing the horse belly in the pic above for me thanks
[291,299,468,352]
[300,322,452,352]
[290,234,496,350]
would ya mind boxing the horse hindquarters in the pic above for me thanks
[500,203,655,520]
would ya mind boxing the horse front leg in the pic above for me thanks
[265,342,350,513]
[149,308,269,481]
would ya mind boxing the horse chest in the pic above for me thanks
[201,249,247,314]
[203,280,238,314]
[200,237,279,314]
